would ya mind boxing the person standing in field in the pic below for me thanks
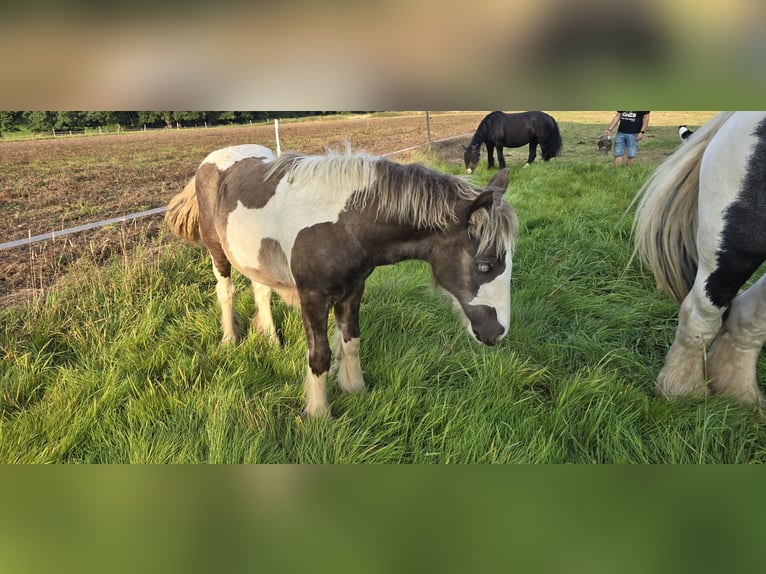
[603,111,650,167]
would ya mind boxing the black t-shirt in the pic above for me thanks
[617,111,649,134]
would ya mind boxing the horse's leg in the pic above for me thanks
[707,274,766,407]
[525,140,538,166]
[656,279,723,399]
[486,142,495,169]
[212,256,240,345]
[251,283,280,346]
[299,290,332,418]
[331,282,366,394]
[496,145,506,169]
[656,179,765,400]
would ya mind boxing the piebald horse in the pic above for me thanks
[166,144,518,417]
[634,111,766,407]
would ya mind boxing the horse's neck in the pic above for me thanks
[470,127,486,146]
[354,203,456,267]
[359,222,437,266]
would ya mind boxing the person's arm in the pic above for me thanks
[604,112,620,136]
[637,112,651,141]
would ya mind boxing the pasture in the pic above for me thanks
[4,111,766,463]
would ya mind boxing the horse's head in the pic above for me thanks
[430,169,517,346]
[463,144,481,174]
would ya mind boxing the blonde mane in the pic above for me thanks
[267,148,517,255]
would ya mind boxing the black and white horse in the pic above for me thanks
[633,112,766,407]
[463,111,562,173]
[166,144,518,417]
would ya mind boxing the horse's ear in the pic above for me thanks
[468,189,494,218]
[485,168,510,194]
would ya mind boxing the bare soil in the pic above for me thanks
[0,112,485,306]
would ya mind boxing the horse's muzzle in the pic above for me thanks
[472,328,504,347]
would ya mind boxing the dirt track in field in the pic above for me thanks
[0,112,486,305]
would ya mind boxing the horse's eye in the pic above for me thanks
[477,262,492,273]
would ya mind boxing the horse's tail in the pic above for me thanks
[541,116,563,160]
[632,111,735,304]
[165,176,201,245]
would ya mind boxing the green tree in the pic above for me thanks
[136,111,165,128]
[25,111,57,132]
[0,111,23,133]
[54,111,87,130]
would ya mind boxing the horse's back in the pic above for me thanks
[201,144,275,171]
[500,111,538,146]
[196,145,277,214]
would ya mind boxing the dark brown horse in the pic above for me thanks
[166,144,518,418]
[463,111,562,173]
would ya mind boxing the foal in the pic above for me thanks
[166,144,518,417]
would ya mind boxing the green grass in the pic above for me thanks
[3,120,766,463]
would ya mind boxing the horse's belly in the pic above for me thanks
[222,206,296,288]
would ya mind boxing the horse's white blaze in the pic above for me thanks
[226,175,358,282]
[202,144,275,171]
[469,252,512,334]
[466,167,473,174]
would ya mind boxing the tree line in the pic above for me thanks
[0,111,343,134]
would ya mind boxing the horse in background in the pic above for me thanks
[633,111,766,407]
[678,125,694,142]
[166,144,518,418]
[463,111,563,173]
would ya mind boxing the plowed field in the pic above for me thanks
[0,112,485,304]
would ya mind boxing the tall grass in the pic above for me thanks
[3,124,766,463]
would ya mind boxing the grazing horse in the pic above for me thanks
[633,111,766,407]
[463,111,562,173]
[166,144,518,418]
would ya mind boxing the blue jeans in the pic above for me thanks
[614,132,638,158]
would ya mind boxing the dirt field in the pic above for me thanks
[0,110,718,306]
[0,112,487,305]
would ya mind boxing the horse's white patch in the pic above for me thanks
[696,111,766,271]
[202,144,275,171]
[469,252,512,333]
[466,168,473,174]
[225,171,361,283]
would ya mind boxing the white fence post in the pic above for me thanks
[274,119,281,157]
[426,111,432,150]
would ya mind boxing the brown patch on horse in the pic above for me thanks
[220,158,281,212]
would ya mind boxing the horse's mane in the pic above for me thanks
[469,113,495,146]
[267,148,517,255]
